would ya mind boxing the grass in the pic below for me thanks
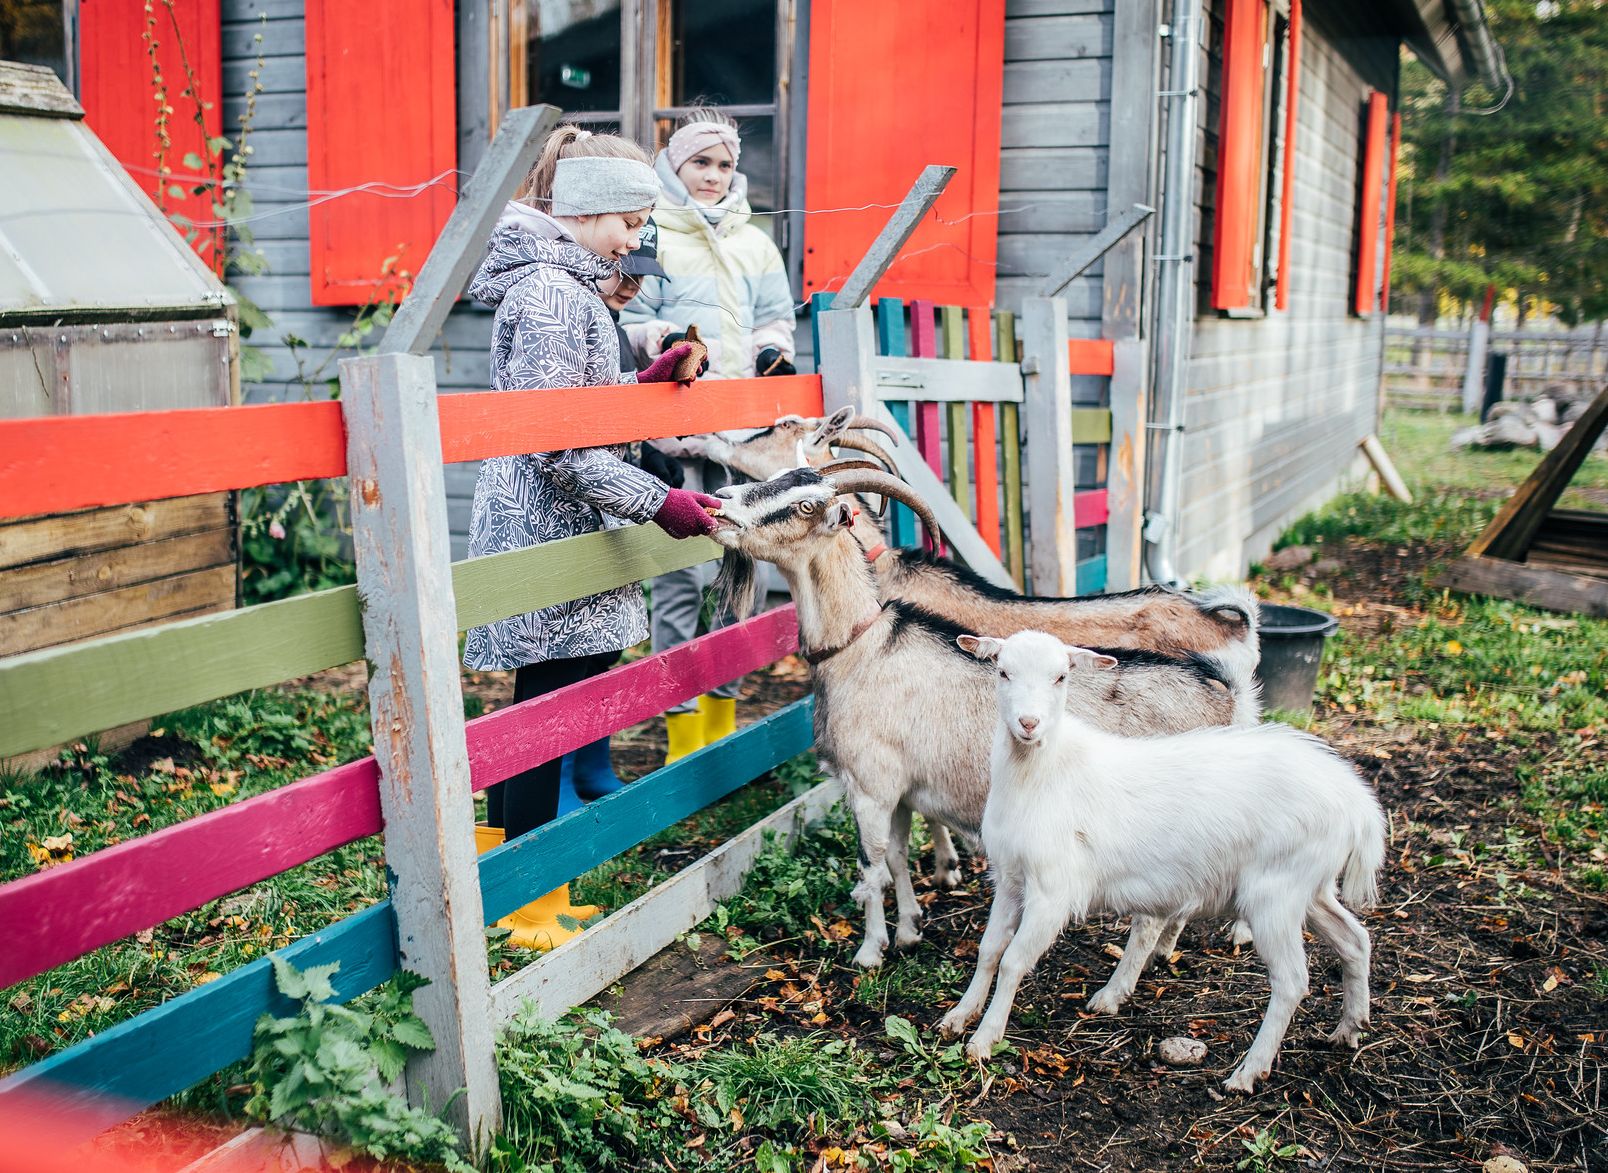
[1266,409,1608,891]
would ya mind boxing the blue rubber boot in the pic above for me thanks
[557,753,583,816]
[572,735,626,802]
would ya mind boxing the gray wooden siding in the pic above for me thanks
[1173,0,1397,581]
[222,1,491,557]
[997,0,1113,332]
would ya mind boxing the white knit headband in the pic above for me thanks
[666,121,742,173]
[550,156,660,217]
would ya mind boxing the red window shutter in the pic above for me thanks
[1353,90,1389,316]
[79,0,224,272]
[305,0,456,306]
[1379,110,1403,310]
[802,0,1004,304]
[1211,0,1269,310]
[1273,0,1301,311]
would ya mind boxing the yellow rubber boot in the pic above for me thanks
[499,884,597,952]
[665,710,705,765]
[475,825,599,950]
[698,695,737,743]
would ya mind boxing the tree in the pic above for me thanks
[1392,0,1608,324]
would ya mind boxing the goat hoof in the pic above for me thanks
[853,943,886,969]
[1086,989,1124,1015]
[1327,1022,1364,1049]
[895,926,924,949]
[936,867,963,890]
[937,1008,971,1038]
[965,1033,999,1063]
[1222,1066,1265,1094]
[1229,920,1253,946]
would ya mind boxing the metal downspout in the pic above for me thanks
[1143,0,1201,587]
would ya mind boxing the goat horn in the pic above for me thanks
[818,457,887,475]
[844,415,900,441]
[831,433,898,470]
[828,469,943,548]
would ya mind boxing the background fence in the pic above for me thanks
[1385,324,1608,411]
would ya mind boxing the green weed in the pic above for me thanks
[690,1032,877,1135]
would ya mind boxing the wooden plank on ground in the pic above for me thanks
[489,773,842,1024]
[0,495,230,571]
[1435,555,1608,619]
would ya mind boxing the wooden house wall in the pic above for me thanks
[1175,0,1396,581]
[222,0,492,559]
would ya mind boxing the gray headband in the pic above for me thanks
[550,156,659,217]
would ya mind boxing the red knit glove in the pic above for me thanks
[638,342,701,385]
[652,488,722,538]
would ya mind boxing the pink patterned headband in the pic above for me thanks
[665,121,741,173]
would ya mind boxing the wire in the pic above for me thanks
[1457,35,1514,116]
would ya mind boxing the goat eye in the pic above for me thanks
[797,500,817,516]
[998,671,1009,681]
[1054,674,1067,685]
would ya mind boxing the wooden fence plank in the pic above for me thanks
[341,353,498,1140]
[0,401,345,520]
[1067,338,1116,376]
[1,527,235,611]
[870,357,1024,403]
[874,298,914,548]
[1071,407,1112,444]
[909,301,942,477]
[0,526,719,760]
[0,564,237,657]
[0,609,798,992]
[1074,488,1110,528]
[0,378,827,520]
[970,306,1002,559]
[996,311,1026,587]
[1075,554,1108,595]
[940,306,970,518]
[1022,297,1079,595]
[0,903,399,1148]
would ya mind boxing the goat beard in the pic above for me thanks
[714,548,761,620]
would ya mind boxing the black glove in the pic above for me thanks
[755,347,797,377]
[660,331,709,377]
[637,444,685,488]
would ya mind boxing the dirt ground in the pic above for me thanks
[603,539,1608,1172]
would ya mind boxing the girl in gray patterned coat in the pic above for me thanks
[464,127,717,950]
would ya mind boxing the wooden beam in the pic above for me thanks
[490,775,842,1023]
[380,104,561,356]
[870,356,1024,403]
[1040,203,1155,298]
[1104,338,1149,591]
[1435,555,1608,619]
[831,165,956,310]
[340,352,499,1147]
[1021,297,1079,595]
[1468,386,1608,562]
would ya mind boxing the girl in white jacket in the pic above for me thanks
[622,109,799,762]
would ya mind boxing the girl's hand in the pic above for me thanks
[639,342,706,385]
[652,489,722,539]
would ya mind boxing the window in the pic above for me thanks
[1208,0,1294,315]
[496,0,794,237]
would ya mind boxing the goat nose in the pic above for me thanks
[1017,716,1039,734]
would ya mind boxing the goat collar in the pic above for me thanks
[803,607,885,667]
[862,541,887,563]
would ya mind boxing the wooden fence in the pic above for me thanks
[1385,324,1608,411]
[0,145,1134,1150]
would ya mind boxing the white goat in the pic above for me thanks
[708,470,1254,968]
[940,631,1386,1092]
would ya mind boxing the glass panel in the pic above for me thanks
[670,0,775,107]
[1,1,68,85]
[526,0,622,114]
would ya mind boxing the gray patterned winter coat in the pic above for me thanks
[462,207,670,671]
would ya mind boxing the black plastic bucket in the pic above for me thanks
[1255,604,1340,714]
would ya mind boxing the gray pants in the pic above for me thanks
[651,458,741,714]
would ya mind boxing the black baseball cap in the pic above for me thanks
[623,217,669,279]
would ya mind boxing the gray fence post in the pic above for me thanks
[1020,297,1079,595]
[340,351,501,1150]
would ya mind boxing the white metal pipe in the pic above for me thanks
[1144,0,1201,588]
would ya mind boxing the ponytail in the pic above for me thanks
[518,125,652,208]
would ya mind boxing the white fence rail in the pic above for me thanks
[1385,324,1608,411]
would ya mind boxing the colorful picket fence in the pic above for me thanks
[812,293,1112,594]
[0,370,827,1141]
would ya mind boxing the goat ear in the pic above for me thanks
[957,634,1002,661]
[809,405,856,447]
[1063,644,1118,672]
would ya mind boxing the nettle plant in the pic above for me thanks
[244,957,473,1172]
